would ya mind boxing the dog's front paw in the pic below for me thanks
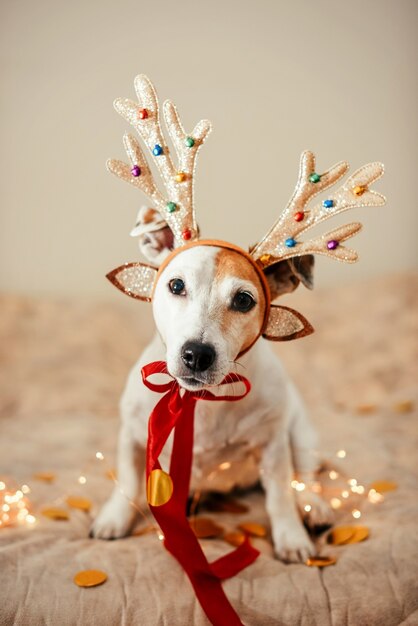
[296,491,334,529]
[272,523,315,563]
[90,493,136,540]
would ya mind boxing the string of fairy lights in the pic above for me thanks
[0,445,387,537]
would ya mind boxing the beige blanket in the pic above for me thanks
[0,273,417,625]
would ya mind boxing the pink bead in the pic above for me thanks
[327,239,339,250]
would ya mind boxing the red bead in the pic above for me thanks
[138,108,149,120]
[182,229,192,241]
[294,211,304,222]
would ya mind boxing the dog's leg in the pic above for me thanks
[90,426,145,539]
[261,430,315,563]
[288,384,334,528]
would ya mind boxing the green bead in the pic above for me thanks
[166,201,177,213]
[185,137,195,148]
[309,173,321,183]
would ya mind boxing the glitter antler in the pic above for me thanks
[251,151,385,267]
[107,74,212,246]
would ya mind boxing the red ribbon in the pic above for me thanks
[141,361,260,626]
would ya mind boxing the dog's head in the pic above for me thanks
[108,238,314,390]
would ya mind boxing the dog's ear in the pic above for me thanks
[263,304,314,341]
[137,227,174,266]
[130,207,174,266]
[106,262,158,302]
[264,255,314,301]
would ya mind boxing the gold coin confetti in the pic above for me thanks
[147,469,173,507]
[206,496,249,514]
[369,480,397,493]
[238,522,267,538]
[393,400,413,414]
[33,472,56,483]
[66,496,92,512]
[306,556,336,568]
[328,526,356,545]
[41,507,69,521]
[223,531,247,547]
[345,526,369,544]
[189,517,224,539]
[74,569,107,588]
[356,404,377,415]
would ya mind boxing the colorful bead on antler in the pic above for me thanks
[250,150,385,267]
[107,74,212,246]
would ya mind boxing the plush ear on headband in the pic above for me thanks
[106,263,158,302]
[263,305,314,341]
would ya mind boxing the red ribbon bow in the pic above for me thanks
[141,361,260,626]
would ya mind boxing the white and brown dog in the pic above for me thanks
[91,212,332,563]
[90,75,385,563]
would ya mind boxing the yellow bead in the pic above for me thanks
[353,185,367,196]
[175,172,187,183]
[259,254,272,266]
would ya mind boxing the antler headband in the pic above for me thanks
[107,75,385,342]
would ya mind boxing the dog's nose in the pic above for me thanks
[181,341,216,372]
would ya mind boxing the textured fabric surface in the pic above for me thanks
[0,273,417,626]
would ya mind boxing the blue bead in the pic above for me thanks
[153,144,163,156]
[323,199,334,208]
[285,238,297,248]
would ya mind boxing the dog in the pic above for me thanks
[91,212,333,563]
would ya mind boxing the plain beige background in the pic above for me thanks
[1,0,417,297]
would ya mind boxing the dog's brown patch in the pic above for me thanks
[215,249,266,353]
[143,208,159,224]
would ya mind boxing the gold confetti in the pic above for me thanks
[393,400,414,414]
[66,496,92,512]
[41,507,69,521]
[223,531,247,547]
[345,526,369,544]
[206,497,249,514]
[369,480,397,493]
[74,569,107,588]
[33,472,56,483]
[189,517,224,539]
[238,522,267,537]
[356,404,377,415]
[328,526,356,545]
[147,469,173,507]
[306,556,336,567]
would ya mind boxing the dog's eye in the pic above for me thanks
[169,278,186,296]
[232,291,255,312]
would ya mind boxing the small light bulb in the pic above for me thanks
[21,485,30,494]
[304,504,312,512]
[329,470,339,480]
[290,480,299,489]
[336,450,346,459]
[0,481,6,490]
[96,452,104,461]
[26,515,36,524]
[2,504,10,512]
[331,498,342,509]
[348,478,357,487]
[352,509,361,519]
[295,482,306,492]
[158,533,164,541]
[342,490,349,498]
[78,475,87,485]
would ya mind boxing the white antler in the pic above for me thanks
[251,151,385,266]
[107,75,212,246]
